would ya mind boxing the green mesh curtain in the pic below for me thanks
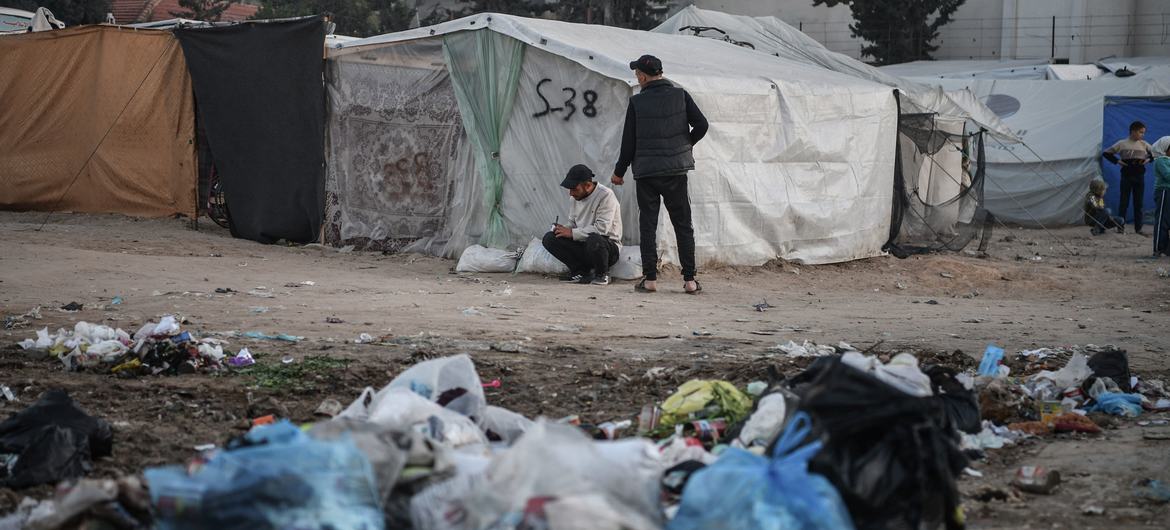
[443,31,525,249]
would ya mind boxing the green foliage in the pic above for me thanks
[9,0,111,25]
[171,0,238,21]
[813,0,966,65]
[238,355,352,391]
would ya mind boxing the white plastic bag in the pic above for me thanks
[736,393,788,447]
[481,405,534,444]
[1031,353,1092,390]
[841,352,933,397]
[457,421,663,530]
[341,388,487,448]
[383,354,486,420]
[455,245,518,273]
[515,237,569,275]
[609,246,642,280]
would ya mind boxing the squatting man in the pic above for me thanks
[542,164,623,286]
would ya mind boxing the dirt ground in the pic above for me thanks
[1,210,1169,528]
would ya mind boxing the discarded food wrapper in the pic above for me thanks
[227,348,255,368]
[1012,466,1061,494]
[314,399,344,418]
[252,414,276,426]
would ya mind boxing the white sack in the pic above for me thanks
[455,245,518,273]
[515,237,569,275]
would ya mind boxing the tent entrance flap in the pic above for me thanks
[175,16,327,245]
[888,107,991,254]
[442,30,526,249]
[1101,96,1170,223]
[325,38,464,253]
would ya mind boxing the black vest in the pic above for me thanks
[631,80,695,178]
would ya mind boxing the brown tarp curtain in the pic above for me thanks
[0,26,197,218]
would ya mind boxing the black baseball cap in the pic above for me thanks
[630,54,663,76]
[560,164,594,189]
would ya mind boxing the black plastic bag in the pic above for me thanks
[792,358,967,530]
[0,389,113,488]
[925,365,982,435]
[1086,348,1131,393]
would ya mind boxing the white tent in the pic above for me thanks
[651,6,1016,141]
[889,59,1170,225]
[326,12,899,266]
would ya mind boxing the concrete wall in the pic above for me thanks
[685,0,1170,63]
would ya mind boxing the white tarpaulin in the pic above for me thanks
[879,59,1052,80]
[923,73,1170,224]
[652,6,1016,141]
[331,13,899,266]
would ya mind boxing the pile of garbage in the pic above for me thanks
[3,342,1166,529]
[966,344,1169,445]
[15,316,254,375]
[1,349,984,529]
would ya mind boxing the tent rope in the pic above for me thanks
[36,39,176,232]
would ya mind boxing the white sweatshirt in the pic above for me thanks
[569,183,622,244]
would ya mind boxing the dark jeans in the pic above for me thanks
[542,232,619,275]
[1086,208,1123,234]
[1155,188,1170,255]
[636,175,696,281]
[1119,175,1145,232]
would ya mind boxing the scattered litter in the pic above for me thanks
[281,355,295,364]
[940,272,955,278]
[461,307,483,317]
[978,344,1006,377]
[1081,504,1106,516]
[771,339,839,357]
[0,390,113,489]
[247,288,276,298]
[301,280,316,286]
[326,316,344,324]
[241,331,303,342]
[490,341,521,353]
[110,296,123,305]
[250,306,270,314]
[355,333,375,344]
[1134,479,1170,504]
[545,324,582,333]
[1158,267,1169,278]
[60,302,84,312]
[194,443,216,452]
[314,399,344,418]
[214,287,236,294]
[659,380,752,432]
[752,299,773,312]
[227,348,255,368]
[145,421,383,529]
[1085,392,1143,417]
[1012,466,1061,495]
[692,330,712,336]
[963,468,984,478]
[0,385,15,402]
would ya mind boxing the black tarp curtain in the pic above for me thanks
[176,17,326,244]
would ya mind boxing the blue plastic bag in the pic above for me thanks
[145,421,384,530]
[1086,392,1143,417]
[978,344,1004,377]
[667,412,855,530]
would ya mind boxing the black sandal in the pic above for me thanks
[635,279,657,293]
[685,280,702,295]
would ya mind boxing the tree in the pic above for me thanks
[813,0,965,65]
[172,0,239,21]
[10,0,110,26]
[256,0,416,37]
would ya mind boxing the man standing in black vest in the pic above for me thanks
[611,54,709,294]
